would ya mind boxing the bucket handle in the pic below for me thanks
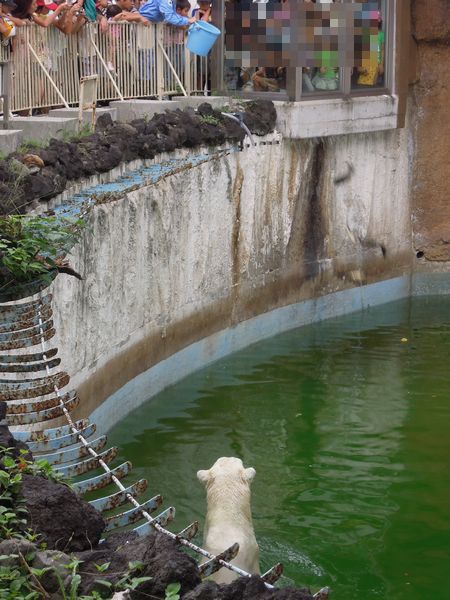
[188,22,200,35]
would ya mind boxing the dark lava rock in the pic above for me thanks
[2,99,277,213]
[243,99,277,136]
[77,530,201,598]
[184,576,316,600]
[21,473,105,551]
[96,112,114,132]
[0,401,32,460]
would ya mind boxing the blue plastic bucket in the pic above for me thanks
[187,21,221,57]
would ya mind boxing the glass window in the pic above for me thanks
[351,0,387,91]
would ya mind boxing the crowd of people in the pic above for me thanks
[0,0,211,47]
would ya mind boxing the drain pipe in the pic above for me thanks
[221,111,256,146]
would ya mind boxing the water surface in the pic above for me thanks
[107,296,450,600]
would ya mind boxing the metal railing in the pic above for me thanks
[4,22,209,114]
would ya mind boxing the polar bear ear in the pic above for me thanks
[197,469,210,485]
[243,467,256,483]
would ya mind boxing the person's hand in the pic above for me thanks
[99,15,108,31]
[188,16,195,24]
[378,64,384,75]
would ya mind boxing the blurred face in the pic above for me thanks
[98,0,108,7]
[118,0,132,10]
[30,0,37,12]
[198,1,209,9]
[176,5,188,16]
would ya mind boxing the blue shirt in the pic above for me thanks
[139,0,189,27]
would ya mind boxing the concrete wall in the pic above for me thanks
[49,126,412,426]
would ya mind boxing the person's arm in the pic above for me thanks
[97,12,108,32]
[62,3,85,33]
[118,11,149,23]
[32,2,69,27]
[7,15,29,26]
[200,7,211,21]
[158,0,192,26]
[0,18,9,36]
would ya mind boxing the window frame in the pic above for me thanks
[211,0,397,103]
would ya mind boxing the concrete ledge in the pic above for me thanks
[172,96,230,110]
[275,95,399,138]
[0,129,23,154]
[48,106,118,123]
[9,116,78,144]
[109,99,181,122]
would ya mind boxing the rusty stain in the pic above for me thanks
[0,293,52,315]
[0,357,61,373]
[104,495,163,531]
[6,389,76,415]
[0,327,55,351]
[12,418,89,443]
[199,543,240,577]
[6,395,79,426]
[0,319,53,343]
[0,306,52,334]
[39,435,107,465]
[0,372,70,400]
[89,479,148,512]
[0,348,58,364]
[26,422,97,453]
[72,461,132,494]
[54,446,118,478]
[261,563,283,584]
[133,507,176,536]
[177,521,199,541]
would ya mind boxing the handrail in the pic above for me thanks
[3,22,208,114]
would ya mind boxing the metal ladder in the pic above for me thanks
[0,292,289,586]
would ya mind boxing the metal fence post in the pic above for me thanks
[1,61,10,130]
[184,44,191,97]
[156,23,165,99]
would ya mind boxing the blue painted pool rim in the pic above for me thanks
[91,271,450,434]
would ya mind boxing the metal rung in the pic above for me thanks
[177,522,199,541]
[0,348,58,364]
[0,294,52,320]
[6,390,76,415]
[54,447,118,478]
[12,418,89,442]
[38,435,107,465]
[261,563,283,584]
[0,327,55,351]
[89,479,148,512]
[73,461,132,495]
[198,543,240,577]
[6,394,79,425]
[0,306,52,334]
[313,588,330,600]
[25,423,96,453]
[133,507,176,535]
[104,495,163,531]
[0,372,70,400]
[0,318,53,342]
[0,357,60,373]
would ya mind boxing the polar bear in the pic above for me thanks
[197,456,260,584]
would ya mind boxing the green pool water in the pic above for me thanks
[107,296,450,600]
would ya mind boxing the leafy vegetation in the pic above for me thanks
[0,214,83,297]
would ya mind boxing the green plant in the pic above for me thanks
[16,139,45,154]
[199,114,220,126]
[165,582,181,599]
[115,560,152,592]
[0,214,83,294]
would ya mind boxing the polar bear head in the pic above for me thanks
[197,457,256,489]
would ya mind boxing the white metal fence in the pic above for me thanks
[3,22,209,113]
